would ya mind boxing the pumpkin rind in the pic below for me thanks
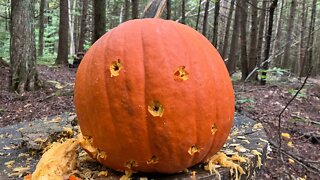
[74,18,234,173]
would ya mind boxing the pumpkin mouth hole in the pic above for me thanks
[125,160,138,169]
[174,66,189,81]
[147,155,159,164]
[110,59,123,77]
[188,145,200,156]
[211,124,218,135]
[148,101,164,117]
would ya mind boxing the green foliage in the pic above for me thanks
[257,67,290,82]
[236,98,255,104]
[0,31,10,59]
[287,88,307,98]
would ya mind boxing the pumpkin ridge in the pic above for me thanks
[170,23,200,166]
[101,29,123,164]
[140,22,154,172]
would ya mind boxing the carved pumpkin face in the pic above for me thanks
[74,18,234,173]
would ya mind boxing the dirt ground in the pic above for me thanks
[0,64,319,179]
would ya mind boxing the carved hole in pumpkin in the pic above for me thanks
[188,145,200,156]
[125,159,138,169]
[147,155,159,164]
[174,66,189,81]
[110,59,123,77]
[148,101,164,117]
[211,124,218,135]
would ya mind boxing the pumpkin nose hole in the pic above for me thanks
[125,160,138,169]
[147,155,159,164]
[188,145,200,156]
[110,59,122,77]
[174,66,189,81]
[211,124,218,135]
[148,101,164,117]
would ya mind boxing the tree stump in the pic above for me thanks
[0,113,269,179]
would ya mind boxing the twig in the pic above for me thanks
[277,67,313,153]
[269,140,320,174]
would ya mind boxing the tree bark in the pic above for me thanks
[166,0,171,20]
[123,0,130,21]
[195,0,202,31]
[55,0,69,65]
[255,0,267,80]
[300,0,317,77]
[38,0,46,57]
[298,0,306,74]
[247,0,258,81]
[92,0,106,43]
[181,0,186,24]
[239,0,249,80]
[77,0,88,53]
[212,0,220,47]
[68,0,75,55]
[260,0,278,85]
[281,0,297,69]
[221,0,235,59]
[226,1,241,74]
[132,0,139,19]
[202,0,209,36]
[10,0,39,93]
[273,0,284,67]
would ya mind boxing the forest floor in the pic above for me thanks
[0,64,319,179]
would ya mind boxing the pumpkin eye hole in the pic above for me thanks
[148,101,164,117]
[188,145,200,156]
[211,124,218,135]
[125,159,138,169]
[174,66,189,81]
[110,59,123,77]
[147,155,159,164]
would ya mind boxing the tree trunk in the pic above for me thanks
[55,0,69,65]
[300,0,317,77]
[273,0,284,67]
[132,0,139,19]
[77,0,88,53]
[38,0,46,57]
[226,1,241,74]
[239,0,249,80]
[73,0,80,52]
[92,0,106,43]
[247,0,258,81]
[212,0,220,47]
[10,0,39,93]
[195,0,202,31]
[255,0,267,80]
[123,0,130,21]
[260,0,278,85]
[202,0,209,36]
[281,0,297,69]
[166,0,171,20]
[68,0,75,55]
[181,0,186,24]
[298,0,306,74]
[221,0,235,59]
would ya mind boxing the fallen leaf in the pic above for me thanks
[288,158,295,164]
[281,133,291,140]
[287,141,294,148]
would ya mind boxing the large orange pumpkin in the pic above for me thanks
[74,18,234,174]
